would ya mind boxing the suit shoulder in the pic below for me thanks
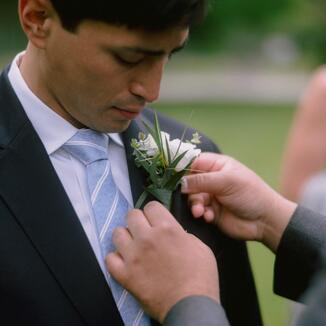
[142,108,221,153]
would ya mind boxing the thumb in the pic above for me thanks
[181,171,226,195]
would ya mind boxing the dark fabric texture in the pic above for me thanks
[296,261,326,326]
[164,296,230,326]
[274,205,326,301]
[0,66,262,326]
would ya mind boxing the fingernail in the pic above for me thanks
[181,177,188,193]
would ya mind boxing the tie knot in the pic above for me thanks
[64,129,109,165]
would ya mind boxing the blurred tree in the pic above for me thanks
[189,0,294,52]
[0,1,26,55]
[290,0,326,65]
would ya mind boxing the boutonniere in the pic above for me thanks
[131,112,201,210]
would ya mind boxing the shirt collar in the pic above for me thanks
[8,52,124,154]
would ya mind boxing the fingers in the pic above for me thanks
[182,171,225,195]
[182,153,232,195]
[188,193,210,218]
[105,252,126,285]
[203,207,215,223]
[112,227,132,258]
[127,208,151,238]
[190,153,228,174]
[188,193,220,223]
[143,201,183,230]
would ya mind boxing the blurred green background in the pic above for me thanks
[1,0,320,325]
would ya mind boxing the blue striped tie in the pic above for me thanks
[64,129,150,326]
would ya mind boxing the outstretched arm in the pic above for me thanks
[182,153,326,300]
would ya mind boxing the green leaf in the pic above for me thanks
[148,154,161,184]
[141,119,154,137]
[164,169,187,190]
[135,191,149,209]
[173,125,189,161]
[169,150,188,170]
[154,111,164,154]
[164,159,194,190]
[146,186,173,210]
[164,134,171,165]
[159,150,188,188]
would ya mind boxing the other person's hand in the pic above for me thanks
[182,153,297,251]
[106,201,219,323]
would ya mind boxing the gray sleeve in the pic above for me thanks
[163,296,230,326]
[274,205,326,301]
[295,260,326,326]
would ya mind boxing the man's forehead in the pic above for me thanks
[97,25,189,55]
[116,39,188,56]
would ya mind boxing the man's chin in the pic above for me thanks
[96,119,132,133]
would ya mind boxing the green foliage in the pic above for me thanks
[289,0,326,64]
[0,2,26,53]
[189,0,293,52]
[132,112,200,209]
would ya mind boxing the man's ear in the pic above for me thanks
[18,0,55,49]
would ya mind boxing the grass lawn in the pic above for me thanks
[153,101,297,326]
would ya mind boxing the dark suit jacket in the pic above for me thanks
[0,66,262,325]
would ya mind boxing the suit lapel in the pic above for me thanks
[122,117,150,207]
[122,117,162,326]
[0,70,123,325]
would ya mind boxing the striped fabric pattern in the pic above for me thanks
[64,129,150,326]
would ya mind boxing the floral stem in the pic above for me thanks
[135,190,149,209]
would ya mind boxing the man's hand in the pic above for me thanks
[106,201,219,323]
[182,153,297,252]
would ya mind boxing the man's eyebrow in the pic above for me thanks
[116,39,188,57]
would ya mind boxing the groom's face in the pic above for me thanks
[32,13,188,132]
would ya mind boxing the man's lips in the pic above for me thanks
[113,106,143,119]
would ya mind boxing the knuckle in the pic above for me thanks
[112,227,124,240]
[128,252,142,267]
[127,208,144,220]
[159,222,178,237]
[138,232,155,250]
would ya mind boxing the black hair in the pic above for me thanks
[49,0,208,32]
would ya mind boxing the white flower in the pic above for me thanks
[165,138,201,172]
[138,131,171,157]
[136,131,200,172]
[131,111,202,210]
[138,134,159,156]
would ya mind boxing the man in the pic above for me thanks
[0,1,262,325]
[106,153,326,325]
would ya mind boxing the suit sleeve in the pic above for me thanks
[274,205,326,301]
[164,296,230,326]
[295,259,326,326]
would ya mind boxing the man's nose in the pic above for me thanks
[130,60,165,103]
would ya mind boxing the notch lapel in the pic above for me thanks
[0,70,123,325]
[122,116,162,326]
[122,116,150,207]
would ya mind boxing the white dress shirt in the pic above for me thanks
[8,52,134,280]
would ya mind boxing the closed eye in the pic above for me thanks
[114,54,144,67]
